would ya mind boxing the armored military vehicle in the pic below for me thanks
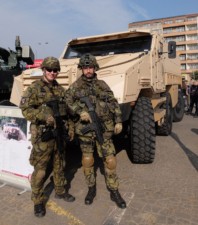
[3,119,20,140]
[0,36,34,105]
[11,29,184,163]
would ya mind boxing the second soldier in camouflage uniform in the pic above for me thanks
[20,57,75,218]
[65,53,126,209]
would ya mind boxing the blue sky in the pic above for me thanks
[0,0,197,59]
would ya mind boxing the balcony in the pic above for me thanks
[163,19,197,28]
[181,59,198,64]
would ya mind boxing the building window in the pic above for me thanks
[179,54,186,60]
[188,44,198,50]
[175,36,185,42]
[186,24,198,31]
[187,54,198,60]
[181,64,186,70]
[164,20,173,24]
[163,28,172,34]
[188,63,198,69]
[176,45,186,51]
[187,17,197,21]
[186,34,198,41]
[163,26,185,34]
[176,19,184,23]
[166,36,185,42]
[165,37,173,42]
[142,24,150,28]
[175,26,185,32]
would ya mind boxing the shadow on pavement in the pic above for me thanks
[42,138,82,204]
[64,139,82,191]
[171,132,198,171]
[113,133,133,163]
[42,134,132,203]
[191,128,198,135]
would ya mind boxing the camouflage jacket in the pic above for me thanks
[65,74,122,133]
[19,78,67,125]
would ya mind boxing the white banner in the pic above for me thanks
[0,106,33,193]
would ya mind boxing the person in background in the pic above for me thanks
[193,80,198,117]
[186,80,198,116]
[185,80,191,111]
[19,57,75,218]
[181,78,188,111]
[65,53,126,209]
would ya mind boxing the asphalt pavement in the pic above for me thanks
[0,114,198,225]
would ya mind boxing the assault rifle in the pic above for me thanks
[80,96,104,145]
[41,100,66,154]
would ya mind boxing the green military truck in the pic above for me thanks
[11,29,184,164]
[0,36,34,104]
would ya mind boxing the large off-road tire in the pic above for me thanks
[173,90,185,122]
[130,96,156,164]
[156,92,173,136]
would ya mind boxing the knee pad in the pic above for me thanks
[105,155,117,170]
[36,169,46,180]
[82,154,94,168]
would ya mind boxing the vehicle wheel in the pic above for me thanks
[130,96,156,164]
[173,90,185,122]
[156,92,173,136]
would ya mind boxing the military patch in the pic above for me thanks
[40,92,46,97]
[20,97,26,105]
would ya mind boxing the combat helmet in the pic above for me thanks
[41,56,60,71]
[78,53,99,70]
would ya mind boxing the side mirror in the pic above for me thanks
[168,41,176,59]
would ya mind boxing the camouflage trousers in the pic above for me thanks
[29,127,66,205]
[79,135,119,190]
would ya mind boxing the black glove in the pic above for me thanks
[41,130,57,142]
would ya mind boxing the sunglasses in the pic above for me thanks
[45,68,59,73]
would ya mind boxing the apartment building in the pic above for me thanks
[128,13,198,78]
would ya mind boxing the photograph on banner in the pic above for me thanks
[0,116,27,141]
[0,106,33,182]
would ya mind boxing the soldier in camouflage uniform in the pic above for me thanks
[65,53,126,209]
[20,57,75,218]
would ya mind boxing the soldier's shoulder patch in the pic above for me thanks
[20,97,27,105]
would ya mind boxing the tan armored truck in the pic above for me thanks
[10,29,184,164]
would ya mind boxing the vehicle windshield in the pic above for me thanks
[64,35,151,59]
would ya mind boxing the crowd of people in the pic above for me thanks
[182,79,198,118]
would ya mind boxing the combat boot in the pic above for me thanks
[34,203,46,217]
[185,109,192,115]
[85,185,96,205]
[55,192,75,202]
[110,190,126,209]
